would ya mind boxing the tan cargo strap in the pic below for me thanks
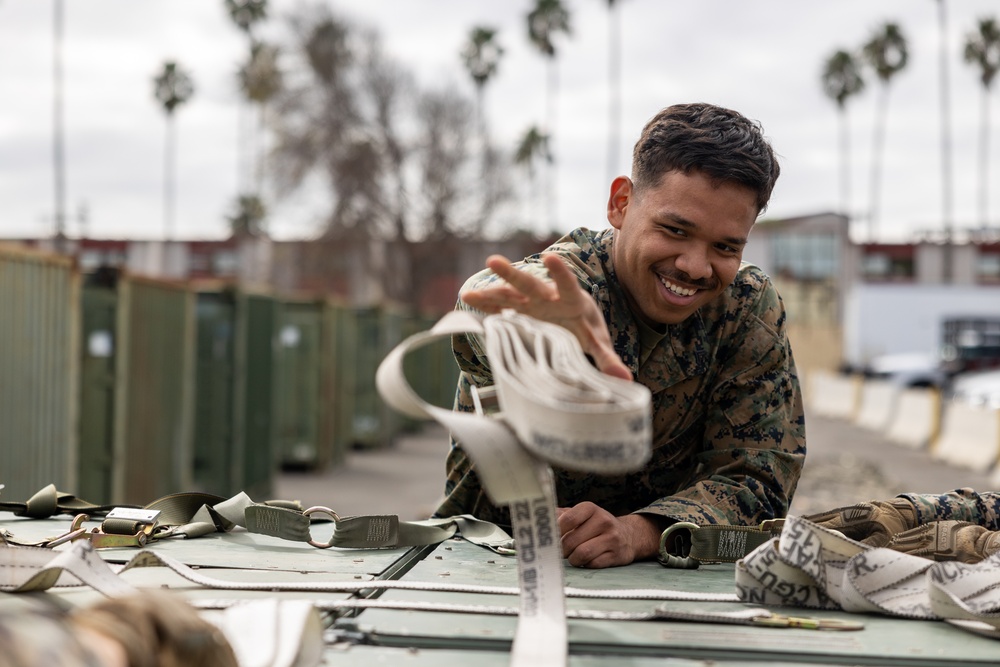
[658,519,786,569]
[243,503,515,552]
[0,539,861,634]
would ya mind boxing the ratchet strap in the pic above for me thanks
[375,309,653,667]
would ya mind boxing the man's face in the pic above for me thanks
[607,169,758,326]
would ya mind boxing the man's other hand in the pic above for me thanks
[460,254,632,381]
[557,502,663,568]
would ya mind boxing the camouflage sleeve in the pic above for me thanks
[637,281,807,527]
[899,488,1000,529]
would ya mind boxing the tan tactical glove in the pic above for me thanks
[804,498,919,547]
[886,520,1000,564]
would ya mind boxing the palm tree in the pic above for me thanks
[461,26,503,147]
[526,0,571,233]
[52,0,66,251]
[227,194,267,237]
[238,40,283,195]
[225,0,267,36]
[861,22,908,241]
[937,0,954,282]
[153,61,195,240]
[821,49,865,224]
[225,0,268,197]
[514,125,552,233]
[963,17,1000,228]
[605,0,623,186]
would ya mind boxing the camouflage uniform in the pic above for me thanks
[901,488,1000,529]
[434,228,806,531]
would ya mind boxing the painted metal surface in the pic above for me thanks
[0,245,78,500]
[115,276,196,503]
[3,512,1000,665]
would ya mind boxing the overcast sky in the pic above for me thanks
[2,0,999,243]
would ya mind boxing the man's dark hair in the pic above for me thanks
[631,102,780,214]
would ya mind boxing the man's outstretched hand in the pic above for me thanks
[557,502,663,568]
[461,254,632,381]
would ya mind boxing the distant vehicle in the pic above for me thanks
[940,317,1000,376]
[859,317,1000,389]
[862,351,947,388]
[950,368,1000,408]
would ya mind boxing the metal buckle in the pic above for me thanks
[751,612,865,631]
[302,506,341,549]
[759,518,786,533]
[657,521,701,569]
[59,508,161,549]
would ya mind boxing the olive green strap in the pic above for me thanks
[0,484,137,518]
[659,520,785,568]
[243,504,514,552]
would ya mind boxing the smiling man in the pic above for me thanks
[434,103,806,569]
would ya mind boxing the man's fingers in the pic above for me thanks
[485,255,553,300]
[541,253,584,304]
[591,346,633,381]
[461,287,529,313]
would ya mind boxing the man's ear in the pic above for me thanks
[606,176,633,230]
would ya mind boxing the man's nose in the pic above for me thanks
[674,245,712,281]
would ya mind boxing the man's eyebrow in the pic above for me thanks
[655,212,748,247]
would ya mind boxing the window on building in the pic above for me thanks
[213,251,239,276]
[862,252,914,280]
[771,232,838,280]
[977,253,1000,283]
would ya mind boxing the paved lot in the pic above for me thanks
[275,414,995,521]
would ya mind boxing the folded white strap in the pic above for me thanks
[210,599,323,667]
[737,514,1000,640]
[376,310,652,667]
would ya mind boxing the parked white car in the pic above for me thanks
[950,369,1000,409]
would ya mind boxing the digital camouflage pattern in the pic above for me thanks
[0,606,103,667]
[900,488,1000,530]
[434,227,806,531]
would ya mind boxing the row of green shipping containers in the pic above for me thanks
[0,244,459,507]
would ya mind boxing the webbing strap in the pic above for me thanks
[689,522,785,563]
[375,310,653,667]
[0,539,862,637]
[0,483,136,519]
[735,514,1000,639]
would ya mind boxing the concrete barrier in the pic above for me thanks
[854,379,898,432]
[885,387,940,450]
[807,369,860,421]
[932,401,1000,472]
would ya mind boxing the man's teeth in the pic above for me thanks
[660,277,696,297]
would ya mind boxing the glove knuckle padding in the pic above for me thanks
[804,498,918,547]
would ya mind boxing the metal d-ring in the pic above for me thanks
[302,506,341,549]
[657,521,701,569]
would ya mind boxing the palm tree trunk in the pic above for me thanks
[868,84,889,242]
[937,0,954,282]
[52,0,66,251]
[978,88,990,227]
[606,0,621,187]
[839,107,851,223]
[546,58,559,235]
[164,114,176,240]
